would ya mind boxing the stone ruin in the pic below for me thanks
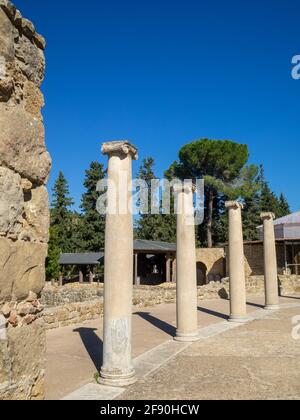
[0,0,51,399]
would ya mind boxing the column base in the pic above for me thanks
[264,304,280,311]
[99,368,136,388]
[228,315,249,324]
[174,331,200,342]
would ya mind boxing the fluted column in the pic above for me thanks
[99,140,138,387]
[174,183,199,342]
[225,201,248,322]
[261,212,279,310]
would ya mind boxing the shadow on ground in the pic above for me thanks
[134,312,176,337]
[197,306,228,320]
[73,328,103,372]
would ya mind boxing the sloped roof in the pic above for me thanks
[273,211,300,226]
[134,239,176,252]
[59,240,176,265]
[59,252,104,265]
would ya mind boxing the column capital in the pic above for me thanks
[101,141,138,160]
[225,200,244,210]
[260,212,275,221]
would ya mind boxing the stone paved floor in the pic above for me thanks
[46,295,300,400]
[120,304,300,400]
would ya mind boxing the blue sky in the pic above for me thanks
[16,0,300,211]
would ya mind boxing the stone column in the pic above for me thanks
[261,212,279,310]
[225,201,248,323]
[134,253,139,286]
[79,270,84,284]
[100,141,138,387]
[89,270,94,284]
[172,259,177,283]
[166,255,172,283]
[174,184,199,342]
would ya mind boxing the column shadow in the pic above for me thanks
[280,295,300,300]
[246,301,265,309]
[134,312,176,337]
[73,327,103,372]
[197,306,229,321]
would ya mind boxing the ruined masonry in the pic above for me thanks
[0,0,51,400]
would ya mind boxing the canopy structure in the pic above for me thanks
[59,240,177,285]
[258,211,300,241]
[59,252,104,266]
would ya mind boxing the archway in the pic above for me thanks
[196,262,207,286]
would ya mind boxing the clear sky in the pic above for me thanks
[15,0,300,211]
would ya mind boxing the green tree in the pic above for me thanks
[79,162,106,251]
[168,139,249,247]
[50,171,75,252]
[277,193,291,218]
[259,165,290,219]
[45,226,61,280]
[135,158,176,242]
[240,165,261,241]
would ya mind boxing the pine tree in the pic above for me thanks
[135,158,176,243]
[79,162,106,252]
[50,171,75,252]
[167,139,249,247]
[239,165,261,241]
[259,165,290,219]
[46,226,61,280]
[277,193,291,218]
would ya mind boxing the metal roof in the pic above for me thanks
[273,211,300,226]
[133,239,176,252]
[59,252,104,265]
[257,211,300,240]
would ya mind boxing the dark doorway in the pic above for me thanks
[196,262,207,286]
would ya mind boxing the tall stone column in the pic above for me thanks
[225,201,248,323]
[261,212,279,310]
[100,141,138,387]
[174,184,199,342]
[0,1,51,400]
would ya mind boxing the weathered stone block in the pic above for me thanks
[0,105,51,184]
[0,238,47,303]
[0,167,23,238]
[20,185,50,243]
[0,9,14,61]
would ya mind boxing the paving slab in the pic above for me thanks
[46,296,300,400]
[119,305,300,400]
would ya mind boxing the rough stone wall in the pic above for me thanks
[41,276,300,330]
[42,281,229,329]
[225,243,287,277]
[279,275,300,296]
[0,1,51,400]
[195,248,225,280]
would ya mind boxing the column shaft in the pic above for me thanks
[100,141,137,387]
[175,185,198,342]
[226,201,247,322]
[261,213,279,309]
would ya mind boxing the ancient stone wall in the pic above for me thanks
[41,276,300,330]
[225,243,287,277]
[0,1,51,400]
[195,248,225,282]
